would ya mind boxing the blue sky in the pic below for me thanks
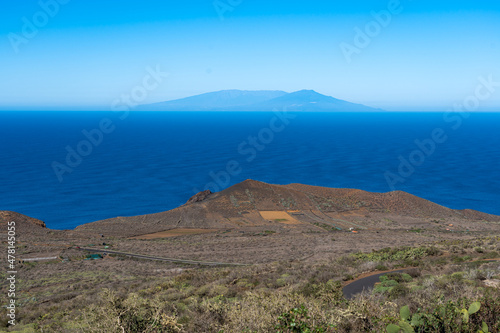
[1,0,499,110]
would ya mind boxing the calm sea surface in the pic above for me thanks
[0,111,499,229]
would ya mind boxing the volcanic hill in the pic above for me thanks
[75,180,500,237]
[137,90,382,112]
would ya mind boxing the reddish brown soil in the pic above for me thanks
[75,180,500,238]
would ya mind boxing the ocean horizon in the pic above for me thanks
[1,111,499,230]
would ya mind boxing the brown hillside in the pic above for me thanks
[75,180,500,237]
[0,211,47,229]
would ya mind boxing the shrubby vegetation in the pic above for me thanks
[3,236,500,332]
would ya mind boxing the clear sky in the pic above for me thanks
[1,0,499,111]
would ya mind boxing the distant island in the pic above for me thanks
[137,89,383,112]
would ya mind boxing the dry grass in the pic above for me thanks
[259,211,303,225]
[3,236,500,332]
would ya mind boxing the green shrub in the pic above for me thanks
[376,264,388,271]
[342,274,354,281]
[474,247,485,253]
[451,272,464,282]
[354,246,440,262]
[481,251,499,259]
[401,274,413,282]
[383,280,399,288]
[384,273,413,283]
[276,305,329,333]
[388,284,409,299]
[386,301,482,333]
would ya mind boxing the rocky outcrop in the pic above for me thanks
[186,190,212,205]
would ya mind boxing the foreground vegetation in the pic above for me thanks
[2,236,500,332]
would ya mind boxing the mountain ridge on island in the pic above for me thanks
[137,90,383,112]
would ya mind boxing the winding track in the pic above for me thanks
[342,269,408,299]
[343,258,500,299]
[77,247,248,267]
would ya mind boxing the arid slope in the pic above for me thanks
[74,180,500,237]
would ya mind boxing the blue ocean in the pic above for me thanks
[1,111,499,230]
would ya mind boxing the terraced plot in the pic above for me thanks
[259,211,302,225]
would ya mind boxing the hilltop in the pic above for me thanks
[76,179,500,238]
[137,90,382,112]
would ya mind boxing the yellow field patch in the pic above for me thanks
[129,229,218,240]
[259,211,302,225]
